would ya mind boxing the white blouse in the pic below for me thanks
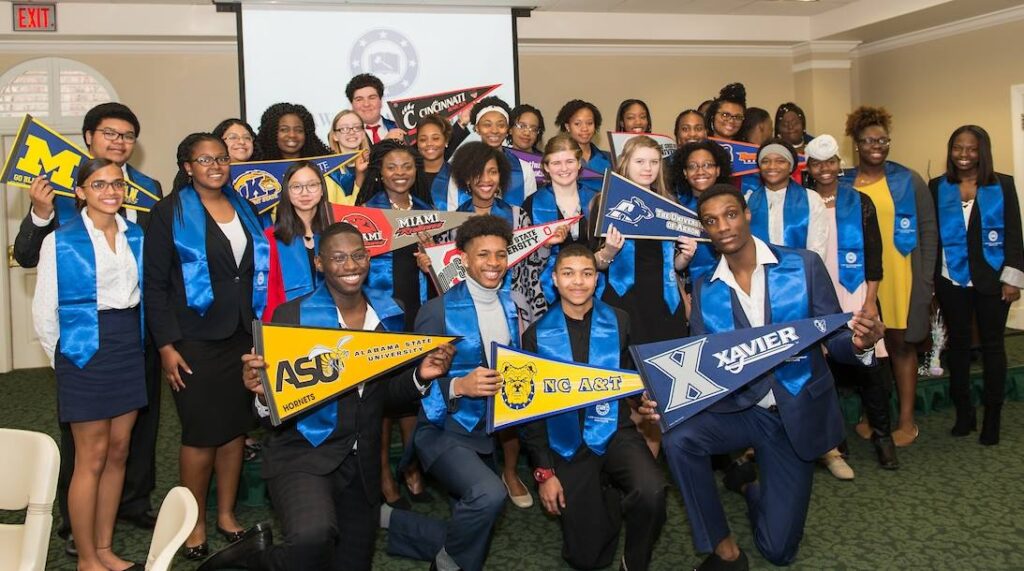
[32,210,141,367]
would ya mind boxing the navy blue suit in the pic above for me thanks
[386,294,506,571]
[662,246,861,565]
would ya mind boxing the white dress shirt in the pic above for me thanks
[707,237,869,408]
[760,185,829,261]
[32,210,140,367]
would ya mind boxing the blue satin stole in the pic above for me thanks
[420,281,518,431]
[430,163,468,211]
[537,301,620,460]
[834,183,866,293]
[327,169,358,204]
[841,161,918,256]
[502,147,530,207]
[579,144,611,193]
[700,245,812,396]
[172,185,270,318]
[276,232,321,302]
[607,239,681,313]
[748,180,810,249]
[676,191,718,284]
[294,283,404,446]
[55,214,144,368]
[364,192,429,308]
[457,196,516,227]
[530,184,596,303]
[937,177,1004,286]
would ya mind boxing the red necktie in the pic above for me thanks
[370,124,381,144]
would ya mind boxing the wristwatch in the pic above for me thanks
[533,467,555,484]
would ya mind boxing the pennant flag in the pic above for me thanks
[594,171,707,241]
[330,204,473,257]
[630,312,851,433]
[607,131,677,167]
[387,83,501,138]
[503,147,604,186]
[709,136,807,178]
[231,152,360,214]
[422,216,580,293]
[254,320,458,425]
[1,114,159,212]
[487,342,645,433]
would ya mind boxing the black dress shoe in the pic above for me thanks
[118,510,157,530]
[196,522,273,571]
[872,434,899,470]
[696,549,749,571]
[216,525,247,543]
[121,563,145,570]
[182,542,209,561]
[722,458,757,496]
[385,494,412,510]
[65,535,77,558]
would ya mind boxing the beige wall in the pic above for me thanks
[855,19,1024,179]
[518,53,796,147]
[0,51,239,190]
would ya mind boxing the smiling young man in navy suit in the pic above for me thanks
[641,183,885,570]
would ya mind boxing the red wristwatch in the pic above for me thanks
[534,467,555,484]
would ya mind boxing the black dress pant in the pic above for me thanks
[259,453,377,571]
[828,354,893,436]
[56,341,160,536]
[552,429,666,571]
[935,276,1011,408]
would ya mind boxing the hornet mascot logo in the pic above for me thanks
[307,335,353,379]
[606,197,654,226]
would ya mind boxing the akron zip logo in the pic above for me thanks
[351,29,419,97]
[606,197,654,226]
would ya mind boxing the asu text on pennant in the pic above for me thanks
[254,320,458,426]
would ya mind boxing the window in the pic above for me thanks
[0,58,117,127]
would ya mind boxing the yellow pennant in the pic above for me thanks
[487,343,645,433]
[255,321,458,426]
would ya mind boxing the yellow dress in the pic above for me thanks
[856,178,912,330]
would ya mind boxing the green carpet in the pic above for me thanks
[3,339,1024,570]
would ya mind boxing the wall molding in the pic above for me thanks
[791,40,860,57]
[792,59,852,73]
[517,42,794,57]
[0,39,237,54]
[854,4,1024,57]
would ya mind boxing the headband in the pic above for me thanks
[757,143,795,167]
[475,106,509,123]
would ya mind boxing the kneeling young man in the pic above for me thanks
[227,222,454,571]
[643,184,883,570]
[522,244,667,571]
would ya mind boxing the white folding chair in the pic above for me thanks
[0,428,60,571]
[145,486,199,571]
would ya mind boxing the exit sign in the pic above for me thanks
[13,3,56,32]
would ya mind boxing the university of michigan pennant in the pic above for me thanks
[594,171,707,241]
[231,152,360,214]
[606,131,677,166]
[1,114,159,211]
[487,343,645,434]
[386,83,501,137]
[630,312,851,432]
[254,320,458,425]
[422,216,580,293]
[330,204,474,257]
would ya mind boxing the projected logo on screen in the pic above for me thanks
[351,29,419,97]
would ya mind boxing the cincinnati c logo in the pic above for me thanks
[500,362,537,410]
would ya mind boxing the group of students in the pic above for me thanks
[20,73,1020,571]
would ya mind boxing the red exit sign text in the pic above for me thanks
[13,3,56,32]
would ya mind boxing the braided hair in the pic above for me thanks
[355,140,421,205]
[255,102,331,160]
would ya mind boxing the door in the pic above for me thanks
[1008,84,1024,330]
[3,131,66,370]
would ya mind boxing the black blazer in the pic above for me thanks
[144,193,259,348]
[259,297,423,488]
[13,182,161,269]
[929,173,1024,296]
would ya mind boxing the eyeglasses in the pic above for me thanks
[287,181,323,194]
[223,134,253,143]
[85,179,128,192]
[857,137,891,147]
[513,122,539,134]
[685,162,718,172]
[333,126,362,134]
[98,128,137,143]
[324,251,369,265]
[717,111,745,123]
[190,155,231,166]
